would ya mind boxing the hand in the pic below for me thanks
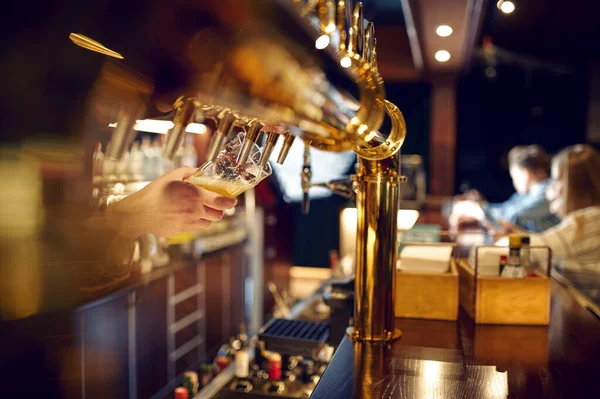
[485,219,526,242]
[106,167,237,238]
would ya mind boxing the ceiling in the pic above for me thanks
[480,0,600,62]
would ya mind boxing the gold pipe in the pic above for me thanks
[162,97,200,160]
[349,150,402,342]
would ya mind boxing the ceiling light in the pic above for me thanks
[315,34,330,50]
[497,1,515,14]
[436,25,453,37]
[185,123,208,135]
[434,50,451,63]
[340,56,352,68]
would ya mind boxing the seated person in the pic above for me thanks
[450,145,559,232]
[499,145,600,273]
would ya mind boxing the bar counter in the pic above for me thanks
[312,278,600,398]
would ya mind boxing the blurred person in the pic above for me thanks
[497,145,600,272]
[449,145,559,232]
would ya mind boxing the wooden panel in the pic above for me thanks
[174,265,197,293]
[175,296,198,320]
[82,295,129,399]
[136,279,168,399]
[395,259,459,320]
[429,79,457,196]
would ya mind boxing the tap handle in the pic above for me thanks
[312,178,356,201]
[258,130,280,169]
[301,142,311,215]
[205,108,237,162]
[277,132,296,164]
[162,97,199,161]
[236,119,264,166]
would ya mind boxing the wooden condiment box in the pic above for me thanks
[457,259,550,325]
[395,259,459,321]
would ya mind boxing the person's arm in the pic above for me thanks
[529,218,573,260]
[68,167,237,268]
[487,192,523,223]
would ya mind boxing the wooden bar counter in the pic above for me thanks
[312,279,600,398]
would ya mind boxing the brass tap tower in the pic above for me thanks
[80,0,407,342]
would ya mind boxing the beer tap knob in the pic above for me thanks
[276,132,296,164]
[258,130,280,170]
[236,119,265,166]
[162,97,200,161]
[301,142,312,215]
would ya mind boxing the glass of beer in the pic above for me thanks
[188,132,272,198]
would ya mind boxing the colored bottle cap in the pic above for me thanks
[521,235,530,245]
[508,234,522,247]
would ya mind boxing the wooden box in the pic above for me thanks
[395,259,459,321]
[457,259,550,325]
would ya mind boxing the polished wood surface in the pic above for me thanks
[312,279,600,398]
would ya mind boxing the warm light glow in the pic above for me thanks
[110,119,207,135]
[134,119,174,134]
[340,56,352,68]
[436,25,453,37]
[497,0,515,14]
[185,123,208,135]
[315,34,330,50]
[434,50,451,62]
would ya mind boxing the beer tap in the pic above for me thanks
[204,108,237,163]
[162,97,200,161]
[258,130,281,170]
[276,133,296,165]
[300,141,356,215]
[236,119,265,166]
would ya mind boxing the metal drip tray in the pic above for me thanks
[258,319,330,358]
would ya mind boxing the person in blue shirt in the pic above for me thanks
[451,145,559,232]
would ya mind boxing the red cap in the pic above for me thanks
[174,387,189,399]
[500,255,507,260]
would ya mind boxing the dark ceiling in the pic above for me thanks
[481,0,600,61]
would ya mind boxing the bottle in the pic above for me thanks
[501,234,526,278]
[199,363,214,387]
[215,355,230,374]
[183,371,198,397]
[174,387,188,399]
[268,352,282,381]
[116,151,130,184]
[141,137,153,180]
[255,340,267,370]
[235,340,250,380]
[181,135,198,168]
[498,254,508,276]
[152,138,164,179]
[521,235,534,275]
[129,142,144,182]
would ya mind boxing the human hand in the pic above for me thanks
[106,167,237,238]
[485,219,526,242]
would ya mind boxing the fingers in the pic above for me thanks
[201,205,225,222]
[182,218,212,231]
[199,189,238,210]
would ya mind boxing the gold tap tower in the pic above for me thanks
[78,0,407,342]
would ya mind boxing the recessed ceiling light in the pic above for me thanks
[434,50,451,63]
[436,25,453,37]
[497,0,515,14]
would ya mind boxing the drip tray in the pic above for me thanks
[258,318,330,359]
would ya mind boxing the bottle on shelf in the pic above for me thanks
[501,234,526,278]
[181,134,198,168]
[232,334,253,392]
[129,141,144,182]
[183,370,199,397]
[520,235,535,276]
[255,340,267,370]
[199,363,214,387]
[215,355,230,374]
